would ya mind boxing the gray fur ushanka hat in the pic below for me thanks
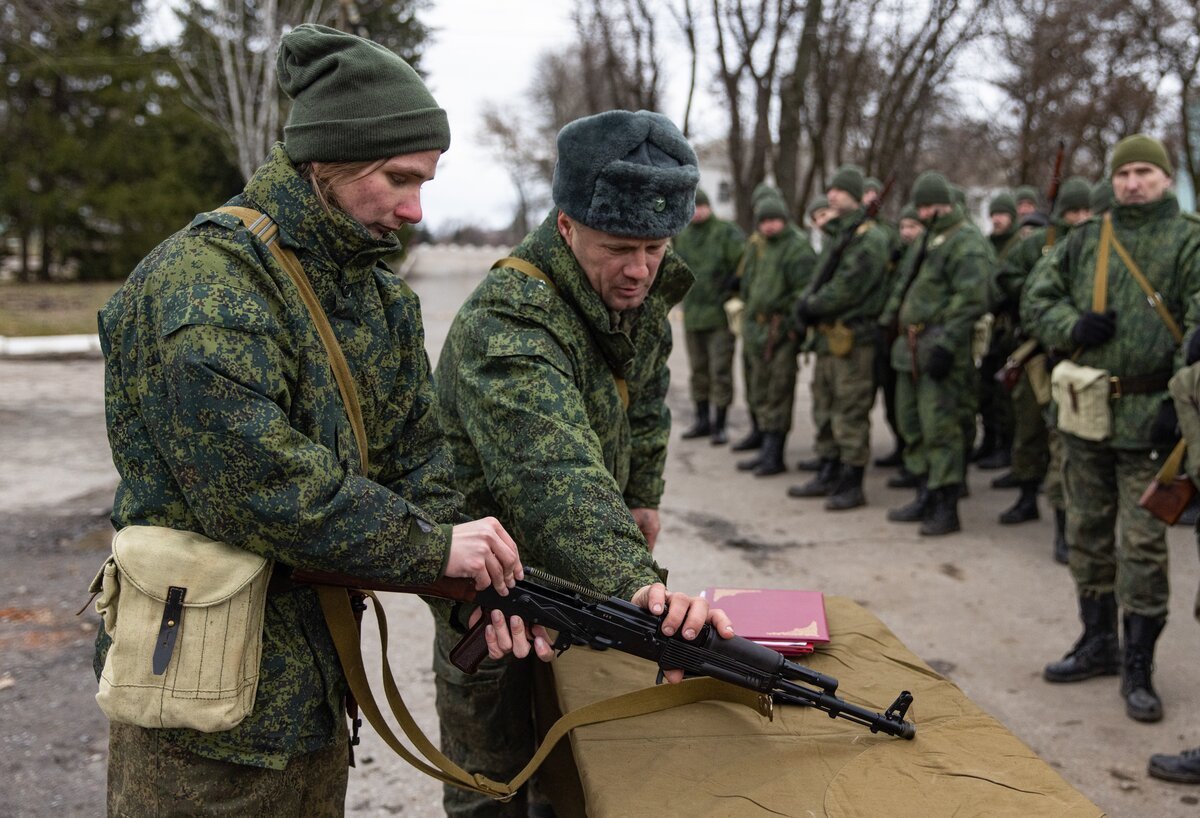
[553,110,699,239]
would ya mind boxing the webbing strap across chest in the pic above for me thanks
[214,206,371,471]
[1091,213,1183,344]
[493,255,630,409]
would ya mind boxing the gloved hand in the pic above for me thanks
[925,345,954,381]
[1070,309,1117,348]
[1186,330,1200,365]
[791,298,814,335]
[1149,399,1180,448]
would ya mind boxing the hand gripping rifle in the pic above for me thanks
[294,566,916,740]
[794,173,896,337]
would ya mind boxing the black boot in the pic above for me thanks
[1148,746,1200,784]
[919,486,961,536]
[991,470,1019,489]
[1043,593,1120,682]
[794,456,823,472]
[976,445,1012,471]
[753,432,787,476]
[731,416,763,452]
[825,464,866,511]
[1121,613,1165,723]
[1053,508,1069,565]
[788,458,839,498]
[886,466,919,489]
[887,478,930,522]
[999,481,1040,524]
[970,429,995,463]
[710,406,729,446]
[874,444,904,468]
[681,401,711,439]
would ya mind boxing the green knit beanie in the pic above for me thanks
[829,164,864,201]
[899,204,920,222]
[755,194,790,223]
[912,171,952,206]
[553,110,699,239]
[807,196,829,217]
[951,184,966,206]
[753,182,782,206]
[1013,185,1038,206]
[864,176,883,193]
[1110,134,1173,177]
[1055,176,1091,214]
[695,188,710,207]
[989,192,1017,219]
[1090,180,1113,214]
[277,25,450,163]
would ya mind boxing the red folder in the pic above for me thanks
[701,587,829,655]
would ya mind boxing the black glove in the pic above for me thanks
[1070,309,1117,348]
[1187,331,1200,365]
[792,298,814,334]
[925,345,954,381]
[1149,399,1180,448]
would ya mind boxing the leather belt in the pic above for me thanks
[1109,371,1172,398]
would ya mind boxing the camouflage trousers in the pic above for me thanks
[810,344,876,467]
[684,327,736,407]
[432,619,537,818]
[1009,369,1050,483]
[1062,436,1169,618]
[107,721,348,817]
[743,335,799,434]
[1044,427,1066,510]
[895,357,972,490]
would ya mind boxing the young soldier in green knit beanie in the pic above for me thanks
[97,23,554,816]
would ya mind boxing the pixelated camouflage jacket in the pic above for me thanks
[673,214,745,332]
[800,210,892,353]
[995,221,1069,316]
[881,204,993,357]
[1023,194,1200,448]
[94,144,460,769]
[434,210,689,599]
[740,224,817,348]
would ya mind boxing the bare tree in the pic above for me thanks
[664,0,701,136]
[711,0,799,229]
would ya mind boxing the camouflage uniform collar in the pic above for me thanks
[513,210,692,374]
[1111,193,1179,229]
[824,209,862,238]
[239,144,400,279]
[930,204,965,234]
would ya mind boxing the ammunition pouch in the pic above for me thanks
[818,320,855,358]
[1050,361,1111,442]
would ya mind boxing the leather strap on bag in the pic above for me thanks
[492,256,630,409]
[1155,438,1188,485]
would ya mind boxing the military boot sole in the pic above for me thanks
[736,457,763,471]
[999,505,1039,525]
[1147,752,1200,784]
[886,504,928,523]
[1124,693,1164,723]
[919,517,961,536]
[1042,660,1120,683]
[825,490,866,511]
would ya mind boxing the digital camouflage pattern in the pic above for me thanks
[673,212,746,331]
[107,721,348,815]
[1023,195,1200,448]
[883,205,992,488]
[684,328,736,407]
[435,209,686,597]
[741,225,817,433]
[432,209,687,817]
[95,144,460,769]
[801,211,892,352]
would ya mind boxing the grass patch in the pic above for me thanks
[0,281,123,336]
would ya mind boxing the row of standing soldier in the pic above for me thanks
[672,138,1200,783]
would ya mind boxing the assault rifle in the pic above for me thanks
[293,566,917,740]
[794,173,896,337]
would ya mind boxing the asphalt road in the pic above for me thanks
[2,265,1199,817]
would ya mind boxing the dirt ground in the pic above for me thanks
[3,267,1200,817]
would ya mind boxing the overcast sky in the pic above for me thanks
[418,2,574,234]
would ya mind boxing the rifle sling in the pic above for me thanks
[215,211,769,796]
[317,585,768,799]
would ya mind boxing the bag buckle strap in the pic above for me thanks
[1109,376,1123,399]
[152,586,187,675]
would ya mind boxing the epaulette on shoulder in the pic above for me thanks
[187,210,244,233]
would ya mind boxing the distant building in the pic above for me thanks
[694,141,737,223]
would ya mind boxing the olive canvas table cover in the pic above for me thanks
[535,595,1103,817]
